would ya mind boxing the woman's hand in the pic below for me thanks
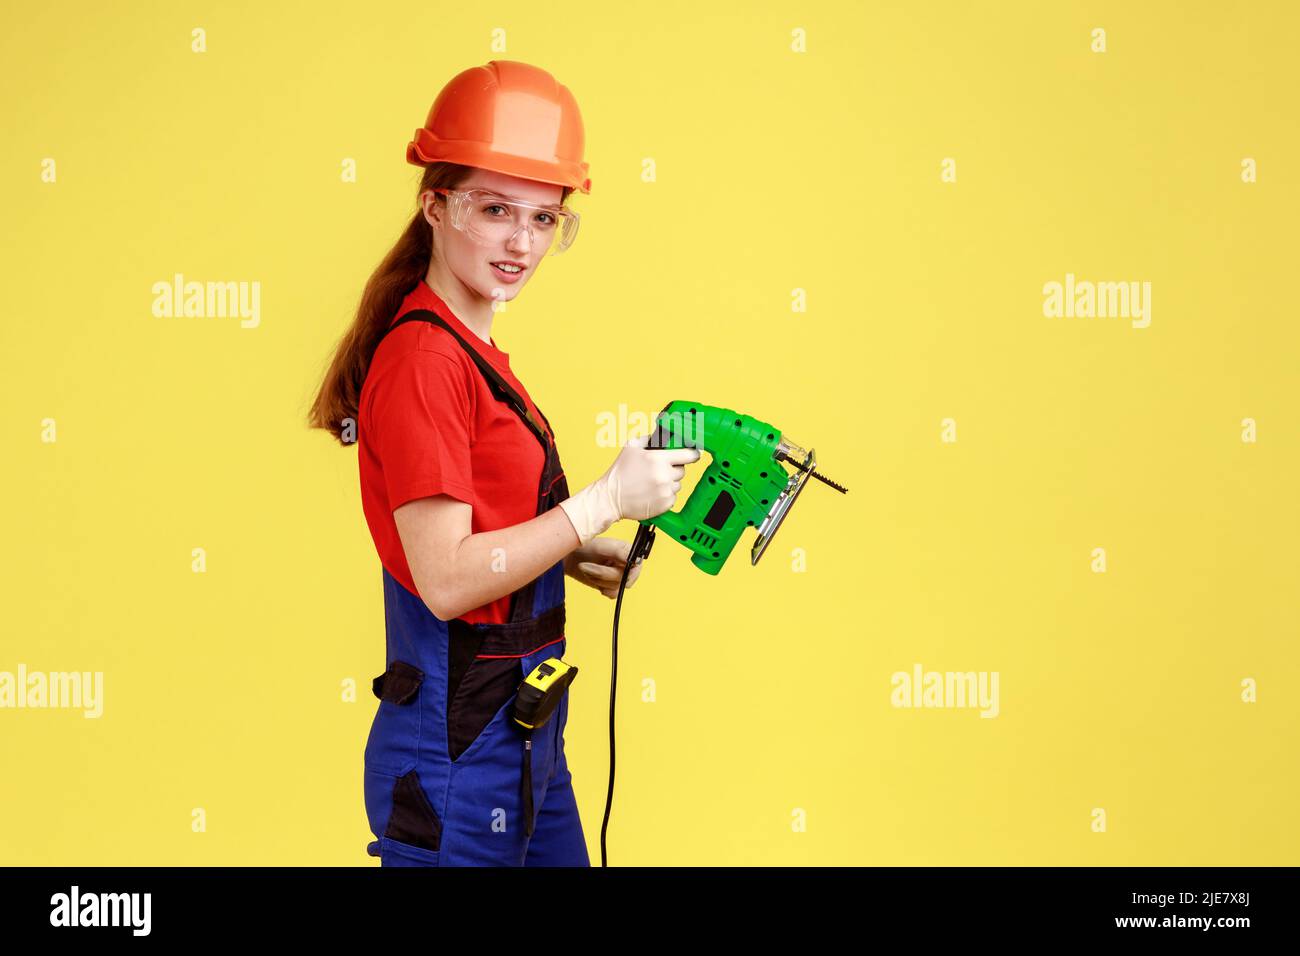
[564,536,643,598]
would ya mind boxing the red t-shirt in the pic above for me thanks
[358,280,552,624]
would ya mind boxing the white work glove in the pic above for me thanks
[558,434,702,546]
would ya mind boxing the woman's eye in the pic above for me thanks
[484,204,508,216]
[535,213,556,226]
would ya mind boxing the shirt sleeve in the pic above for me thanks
[367,349,476,511]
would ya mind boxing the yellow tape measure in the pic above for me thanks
[513,658,577,731]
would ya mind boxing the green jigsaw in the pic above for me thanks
[628,401,849,575]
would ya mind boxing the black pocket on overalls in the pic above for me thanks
[372,660,423,705]
[366,660,424,775]
[383,769,442,853]
[447,620,521,762]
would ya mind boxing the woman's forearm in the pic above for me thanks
[437,507,582,620]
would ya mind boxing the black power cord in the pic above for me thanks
[600,413,673,867]
[599,520,656,867]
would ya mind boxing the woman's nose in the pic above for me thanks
[506,222,533,256]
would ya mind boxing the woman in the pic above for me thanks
[308,60,700,866]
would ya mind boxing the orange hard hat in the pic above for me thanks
[406,60,591,194]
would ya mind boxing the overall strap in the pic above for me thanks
[384,306,567,625]
[387,309,551,450]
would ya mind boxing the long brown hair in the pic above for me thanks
[309,161,579,444]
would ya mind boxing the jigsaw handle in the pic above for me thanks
[646,414,675,451]
[625,413,671,565]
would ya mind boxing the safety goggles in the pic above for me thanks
[432,187,580,256]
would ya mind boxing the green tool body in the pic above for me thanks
[635,401,847,575]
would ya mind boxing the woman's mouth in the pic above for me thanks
[490,261,526,283]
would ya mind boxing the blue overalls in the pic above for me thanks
[363,308,589,867]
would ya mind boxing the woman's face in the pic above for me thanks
[424,168,565,306]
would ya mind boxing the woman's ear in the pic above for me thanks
[419,190,443,230]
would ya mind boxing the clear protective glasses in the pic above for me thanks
[432,187,580,256]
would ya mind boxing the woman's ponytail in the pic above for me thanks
[306,162,472,443]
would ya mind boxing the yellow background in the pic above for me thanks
[2,0,1296,865]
